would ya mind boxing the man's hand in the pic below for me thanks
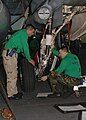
[41,76,48,81]
[51,71,57,78]
[29,59,35,66]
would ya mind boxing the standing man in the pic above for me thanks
[2,25,35,99]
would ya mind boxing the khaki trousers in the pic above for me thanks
[2,50,18,97]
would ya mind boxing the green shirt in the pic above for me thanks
[55,53,81,78]
[5,29,31,61]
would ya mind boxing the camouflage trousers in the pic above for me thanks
[2,50,18,97]
[49,74,81,94]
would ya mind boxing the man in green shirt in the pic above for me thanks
[2,25,35,99]
[42,45,81,97]
[54,47,81,79]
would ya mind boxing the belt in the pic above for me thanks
[63,74,80,81]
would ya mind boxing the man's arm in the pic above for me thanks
[55,60,67,74]
[23,41,35,66]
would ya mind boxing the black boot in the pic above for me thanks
[8,93,23,100]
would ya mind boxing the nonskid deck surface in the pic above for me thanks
[0,81,86,120]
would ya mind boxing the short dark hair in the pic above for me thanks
[57,44,68,51]
[26,24,35,30]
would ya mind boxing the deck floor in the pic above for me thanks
[0,81,86,120]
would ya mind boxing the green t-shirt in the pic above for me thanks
[5,29,31,61]
[55,53,81,78]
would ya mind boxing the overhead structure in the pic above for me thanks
[63,0,86,6]
[1,0,86,41]
[0,0,10,43]
[70,12,86,40]
[26,0,63,29]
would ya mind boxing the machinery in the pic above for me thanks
[0,0,86,95]
[0,0,86,84]
[0,0,10,43]
[0,0,86,42]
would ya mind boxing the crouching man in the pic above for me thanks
[41,45,81,97]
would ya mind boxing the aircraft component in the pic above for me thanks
[26,0,63,29]
[70,13,86,40]
[50,56,58,71]
[0,0,10,43]
[46,35,52,45]
[63,0,86,6]
[34,4,52,24]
